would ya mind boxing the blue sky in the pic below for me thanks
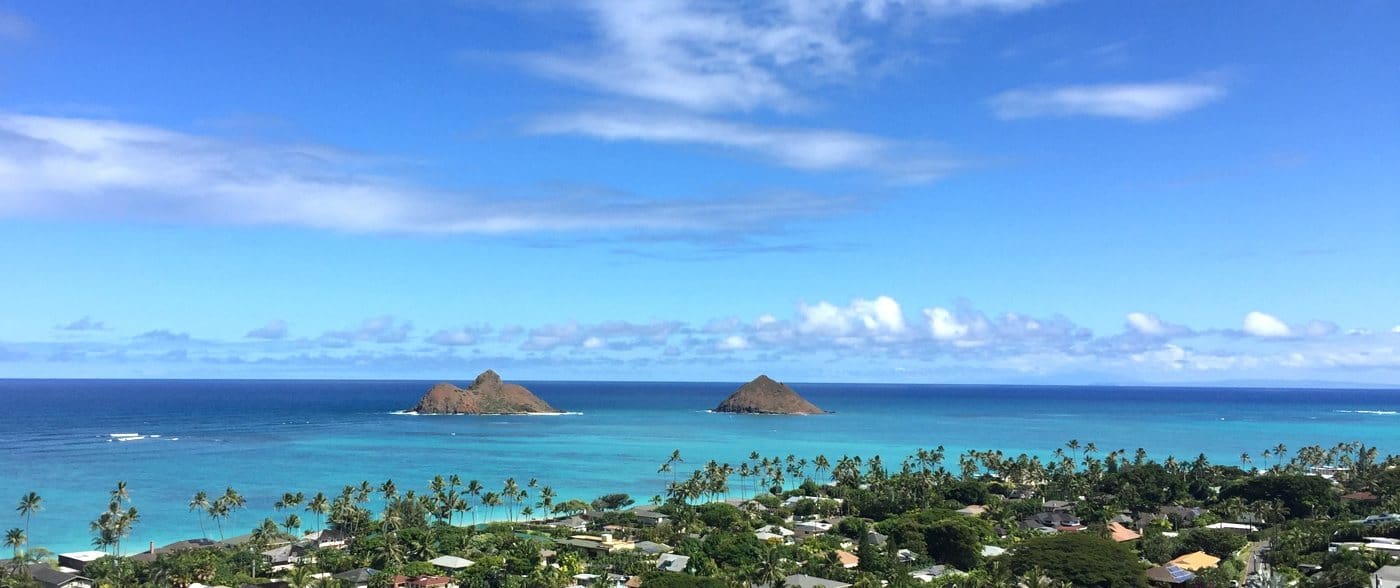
[0,1,1397,384]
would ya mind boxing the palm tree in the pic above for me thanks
[750,544,788,587]
[306,492,329,532]
[189,491,212,539]
[285,565,314,588]
[4,528,26,564]
[466,480,483,525]
[16,492,42,539]
[111,481,130,507]
[282,514,302,537]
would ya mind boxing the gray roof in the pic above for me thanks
[633,540,672,554]
[28,565,91,588]
[656,553,690,573]
[333,568,379,582]
[762,574,852,588]
[1377,566,1400,581]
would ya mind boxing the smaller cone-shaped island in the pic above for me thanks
[409,370,561,414]
[713,375,827,415]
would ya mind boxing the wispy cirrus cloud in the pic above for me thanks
[0,112,859,238]
[512,0,1046,182]
[522,0,1052,113]
[530,111,956,181]
[990,81,1225,120]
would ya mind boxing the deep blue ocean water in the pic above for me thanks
[3,379,1399,553]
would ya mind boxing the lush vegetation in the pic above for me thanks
[4,440,1400,587]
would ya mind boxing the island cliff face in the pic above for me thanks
[410,370,560,414]
[714,375,826,415]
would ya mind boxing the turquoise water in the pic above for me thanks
[3,379,1399,553]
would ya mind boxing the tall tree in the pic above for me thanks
[16,492,42,539]
[189,491,211,539]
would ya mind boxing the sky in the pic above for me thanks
[0,1,1397,384]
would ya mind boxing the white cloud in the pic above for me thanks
[1393,325,1400,334]
[990,82,1225,120]
[925,307,972,341]
[530,111,954,181]
[1123,311,1191,338]
[0,113,857,237]
[522,1,1049,113]
[1125,312,1166,336]
[426,327,485,347]
[1242,311,1291,338]
[320,316,412,346]
[798,296,907,338]
[716,335,750,351]
[245,319,289,340]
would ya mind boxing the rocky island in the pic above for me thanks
[713,375,827,415]
[409,370,561,414]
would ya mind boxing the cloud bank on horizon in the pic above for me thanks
[0,1,1396,383]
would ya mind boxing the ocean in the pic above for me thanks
[3,379,1398,553]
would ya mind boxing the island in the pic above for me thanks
[713,374,827,414]
[409,369,561,414]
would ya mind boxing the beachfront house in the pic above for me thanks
[548,516,589,533]
[25,565,93,588]
[55,551,107,573]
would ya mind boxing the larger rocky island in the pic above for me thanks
[409,370,562,414]
[713,375,827,415]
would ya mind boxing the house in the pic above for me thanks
[895,549,917,563]
[261,543,309,570]
[656,553,690,573]
[794,520,833,541]
[1042,500,1075,512]
[864,530,887,546]
[332,568,379,588]
[55,551,106,573]
[1021,512,1082,532]
[1374,565,1400,588]
[390,575,453,588]
[304,529,349,549]
[632,540,672,555]
[1343,491,1380,503]
[833,550,859,569]
[1202,522,1257,535]
[757,574,851,588]
[555,533,635,556]
[1167,551,1220,572]
[980,545,1007,558]
[1145,564,1196,584]
[755,525,796,544]
[909,565,964,583]
[428,555,474,571]
[26,565,93,588]
[548,516,589,533]
[630,508,670,526]
[1107,522,1142,542]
